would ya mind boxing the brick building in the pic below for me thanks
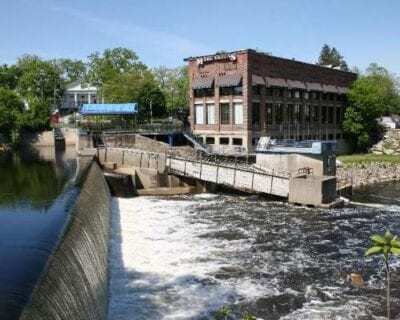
[184,49,357,153]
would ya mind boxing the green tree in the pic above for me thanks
[137,76,166,120]
[54,58,87,83]
[16,55,62,111]
[343,63,400,151]
[365,230,400,319]
[87,47,147,84]
[0,87,24,142]
[317,44,349,71]
[0,64,22,89]
[152,65,188,114]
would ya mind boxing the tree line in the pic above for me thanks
[0,47,188,143]
[317,44,400,152]
[1,44,400,152]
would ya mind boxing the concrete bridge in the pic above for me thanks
[97,147,290,198]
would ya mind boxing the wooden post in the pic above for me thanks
[251,166,255,190]
[200,153,203,179]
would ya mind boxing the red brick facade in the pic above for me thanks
[185,49,357,153]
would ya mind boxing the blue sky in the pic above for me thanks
[1,0,399,74]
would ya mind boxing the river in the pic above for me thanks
[0,147,78,320]
[108,183,400,320]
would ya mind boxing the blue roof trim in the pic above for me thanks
[80,103,138,115]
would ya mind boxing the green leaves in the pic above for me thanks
[365,230,400,259]
[365,246,383,256]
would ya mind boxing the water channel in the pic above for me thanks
[0,147,78,319]
[109,183,400,319]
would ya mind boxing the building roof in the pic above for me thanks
[79,103,138,115]
[184,49,357,76]
[66,81,98,92]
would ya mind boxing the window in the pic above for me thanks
[336,107,341,123]
[322,93,328,101]
[336,133,341,140]
[233,103,243,125]
[252,137,259,145]
[304,91,310,100]
[321,106,327,124]
[219,87,231,96]
[328,107,334,124]
[294,104,302,123]
[294,90,302,99]
[195,104,204,125]
[219,86,243,96]
[252,103,260,126]
[311,92,320,100]
[266,88,273,96]
[252,86,261,96]
[266,103,273,125]
[220,103,230,125]
[328,93,335,101]
[206,103,215,124]
[328,134,334,140]
[313,105,319,122]
[233,86,243,96]
[232,138,243,146]
[305,105,311,122]
[206,137,215,144]
[275,88,284,97]
[220,137,229,145]
[287,104,294,123]
[194,88,214,98]
[275,103,283,124]
[287,90,293,98]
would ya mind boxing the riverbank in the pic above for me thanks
[337,154,400,187]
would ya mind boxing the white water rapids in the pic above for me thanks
[108,192,400,320]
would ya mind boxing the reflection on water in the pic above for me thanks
[109,187,400,320]
[0,147,78,320]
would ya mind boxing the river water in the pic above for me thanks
[109,183,400,320]
[0,147,78,319]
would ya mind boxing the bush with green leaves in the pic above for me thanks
[365,230,400,319]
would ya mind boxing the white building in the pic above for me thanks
[61,82,103,111]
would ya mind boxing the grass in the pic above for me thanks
[338,153,400,165]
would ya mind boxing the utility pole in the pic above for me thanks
[150,100,153,125]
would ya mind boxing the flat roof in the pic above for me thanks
[80,103,138,115]
[184,49,357,76]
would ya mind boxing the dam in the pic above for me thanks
[1,133,399,319]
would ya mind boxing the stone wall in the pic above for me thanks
[337,162,400,187]
[370,129,400,155]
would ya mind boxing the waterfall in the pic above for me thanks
[19,162,111,320]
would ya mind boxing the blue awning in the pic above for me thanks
[80,103,138,115]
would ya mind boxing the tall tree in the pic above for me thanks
[152,65,188,114]
[317,44,349,71]
[0,64,22,89]
[0,87,25,142]
[342,63,400,151]
[87,47,147,84]
[54,58,87,83]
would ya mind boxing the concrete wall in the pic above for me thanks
[289,175,337,205]
[20,161,111,320]
[256,152,336,176]
[60,128,78,146]
[23,131,54,147]
[98,148,166,173]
